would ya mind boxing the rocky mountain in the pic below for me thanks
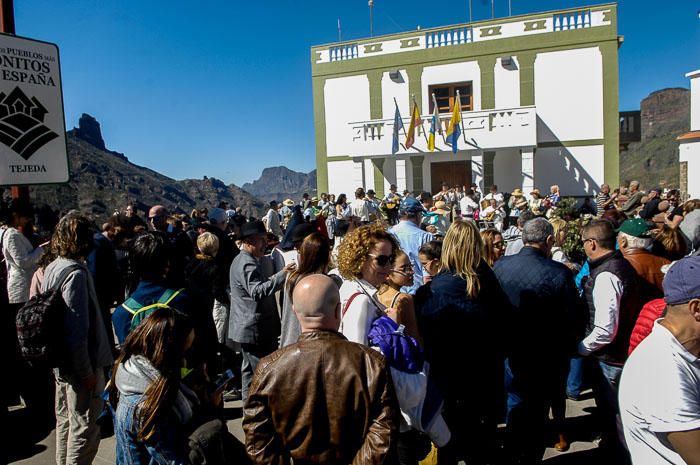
[620,88,689,189]
[10,114,266,221]
[242,166,316,204]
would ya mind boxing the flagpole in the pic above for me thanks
[456,90,468,144]
[413,94,428,145]
[394,97,407,136]
[468,0,472,24]
[338,17,342,42]
[369,0,374,37]
[433,93,446,144]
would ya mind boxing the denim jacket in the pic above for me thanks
[115,392,187,465]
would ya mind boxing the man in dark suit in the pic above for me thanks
[229,220,295,401]
[493,217,583,463]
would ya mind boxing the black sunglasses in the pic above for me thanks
[369,253,393,267]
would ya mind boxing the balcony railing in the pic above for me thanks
[553,9,591,31]
[344,106,537,157]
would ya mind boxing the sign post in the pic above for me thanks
[0,32,68,188]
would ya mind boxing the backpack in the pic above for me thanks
[16,264,81,367]
[343,292,424,373]
[122,287,185,332]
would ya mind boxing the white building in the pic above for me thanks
[678,69,700,200]
[311,3,621,198]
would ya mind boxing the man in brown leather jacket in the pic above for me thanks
[243,274,399,465]
[618,218,670,298]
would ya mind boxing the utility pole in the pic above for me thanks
[509,0,512,16]
[491,0,495,19]
[468,0,472,23]
[369,0,374,37]
[0,0,26,201]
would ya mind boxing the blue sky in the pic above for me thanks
[14,1,700,186]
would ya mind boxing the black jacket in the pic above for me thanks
[493,247,584,383]
[415,262,510,415]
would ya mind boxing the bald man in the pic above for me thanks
[243,275,399,465]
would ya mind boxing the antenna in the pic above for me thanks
[369,0,374,37]
[338,17,342,42]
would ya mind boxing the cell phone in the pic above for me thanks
[213,369,235,393]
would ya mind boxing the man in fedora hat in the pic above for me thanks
[229,220,296,401]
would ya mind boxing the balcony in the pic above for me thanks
[619,110,641,151]
[347,106,537,157]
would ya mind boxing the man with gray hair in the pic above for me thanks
[620,180,644,217]
[493,217,582,461]
[243,275,398,465]
[618,218,670,298]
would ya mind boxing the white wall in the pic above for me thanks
[382,70,410,119]
[328,160,360,197]
[680,142,700,199]
[534,145,604,196]
[421,61,482,112]
[690,72,700,131]
[494,56,520,109]
[492,148,522,193]
[534,47,604,142]
[325,75,370,157]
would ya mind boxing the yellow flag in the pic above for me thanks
[405,102,421,149]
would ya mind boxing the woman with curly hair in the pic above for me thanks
[479,228,505,268]
[336,223,400,345]
[110,307,197,465]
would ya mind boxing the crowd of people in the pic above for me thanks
[1,177,699,465]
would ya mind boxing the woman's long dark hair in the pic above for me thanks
[285,232,331,303]
[108,307,193,441]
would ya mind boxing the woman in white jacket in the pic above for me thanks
[2,200,44,308]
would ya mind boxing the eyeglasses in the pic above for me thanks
[369,253,393,267]
[391,265,414,276]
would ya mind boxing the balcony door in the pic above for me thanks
[430,161,472,195]
[428,82,473,114]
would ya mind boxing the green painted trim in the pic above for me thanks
[400,38,420,49]
[367,71,383,120]
[524,20,547,31]
[601,39,620,187]
[312,27,618,78]
[477,56,497,110]
[405,65,422,113]
[311,3,617,50]
[518,52,536,106]
[364,43,383,54]
[483,151,496,188]
[537,139,605,148]
[479,26,502,38]
[373,159,385,197]
[327,155,354,162]
[313,78,328,193]
[412,156,424,191]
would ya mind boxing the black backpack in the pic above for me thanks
[16,264,80,367]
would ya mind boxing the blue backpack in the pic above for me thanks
[343,292,424,373]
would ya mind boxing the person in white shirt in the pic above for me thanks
[619,256,700,465]
[350,187,370,223]
[483,185,505,208]
[264,201,283,240]
[459,190,479,220]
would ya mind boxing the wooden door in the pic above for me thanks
[430,161,472,194]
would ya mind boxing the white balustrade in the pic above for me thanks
[553,10,591,31]
[329,43,359,62]
[425,26,472,48]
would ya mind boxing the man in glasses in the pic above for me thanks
[578,219,644,457]
[388,197,433,294]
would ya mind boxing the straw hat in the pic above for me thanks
[511,188,524,197]
[515,198,528,210]
[433,201,450,215]
[282,199,295,207]
[530,189,540,197]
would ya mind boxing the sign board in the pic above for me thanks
[0,33,68,186]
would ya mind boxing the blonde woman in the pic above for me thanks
[480,228,505,268]
[414,221,510,464]
[548,218,580,272]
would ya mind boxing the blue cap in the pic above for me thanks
[400,197,424,215]
[663,256,700,305]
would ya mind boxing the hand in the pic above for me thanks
[80,373,97,391]
[426,225,437,234]
[283,263,297,273]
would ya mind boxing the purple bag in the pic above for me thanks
[367,315,424,373]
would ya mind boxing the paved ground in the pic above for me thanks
[9,391,603,464]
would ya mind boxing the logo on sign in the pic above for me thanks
[0,86,58,160]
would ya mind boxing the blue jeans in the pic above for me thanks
[566,356,585,398]
[593,360,624,446]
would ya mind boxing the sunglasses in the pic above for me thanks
[494,241,506,249]
[391,265,414,276]
[369,253,393,267]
